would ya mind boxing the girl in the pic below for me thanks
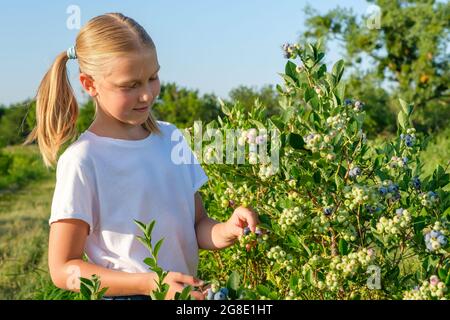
[24,13,259,300]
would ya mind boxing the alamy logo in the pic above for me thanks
[66,5,81,30]
[366,5,382,30]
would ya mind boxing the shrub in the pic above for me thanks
[194,40,449,300]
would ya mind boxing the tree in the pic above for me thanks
[228,85,280,117]
[301,0,450,134]
[0,100,33,147]
[152,82,222,128]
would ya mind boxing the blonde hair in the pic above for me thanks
[23,13,161,168]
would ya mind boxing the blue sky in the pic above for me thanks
[0,0,371,106]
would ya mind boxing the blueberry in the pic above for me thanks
[243,227,251,236]
[437,235,447,245]
[323,207,333,216]
[206,288,214,300]
[379,187,388,196]
[214,292,227,300]
[396,208,404,215]
[344,99,353,106]
[403,135,414,147]
[282,43,293,59]
[388,184,399,193]
[430,230,439,238]
[411,176,421,189]
[349,167,361,178]
[219,287,229,296]
[354,101,364,111]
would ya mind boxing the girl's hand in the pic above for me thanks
[223,206,260,244]
[160,272,205,300]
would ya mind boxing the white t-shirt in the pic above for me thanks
[49,121,208,276]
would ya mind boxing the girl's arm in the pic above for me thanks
[49,219,204,298]
[194,192,259,250]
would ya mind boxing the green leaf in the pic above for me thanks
[285,61,299,83]
[97,287,109,299]
[299,239,312,257]
[217,97,231,116]
[153,291,167,300]
[338,238,349,255]
[288,133,305,150]
[249,119,266,130]
[335,174,343,190]
[79,277,93,289]
[304,87,316,103]
[305,269,314,285]
[144,257,157,270]
[309,96,320,109]
[289,275,299,290]
[332,59,345,84]
[399,99,414,117]
[226,271,240,291]
[153,238,165,258]
[79,284,92,300]
[399,99,408,115]
[335,83,345,102]
[388,266,400,281]
[178,285,193,300]
[136,236,149,249]
[313,171,321,183]
[134,220,147,235]
[398,111,408,130]
[317,52,325,62]
[438,268,448,282]
[431,165,449,189]
[316,64,327,78]
[256,285,270,297]
[146,220,156,239]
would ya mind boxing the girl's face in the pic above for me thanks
[82,49,161,135]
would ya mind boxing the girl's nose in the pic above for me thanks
[139,92,153,103]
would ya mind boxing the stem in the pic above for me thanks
[356,205,364,247]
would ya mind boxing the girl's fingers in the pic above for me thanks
[190,290,205,300]
[176,273,204,287]
[237,207,259,232]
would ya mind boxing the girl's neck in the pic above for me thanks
[87,123,150,141]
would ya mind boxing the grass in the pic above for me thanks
[0,145,77,299]
[420,126,450,188]
[0,171,53,299]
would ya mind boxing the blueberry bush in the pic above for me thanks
[192,40,449,300]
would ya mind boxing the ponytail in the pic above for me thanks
[23,52,78,169]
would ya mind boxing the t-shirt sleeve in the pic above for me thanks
[171,126,209,193]
[190,154,209,193]
[49,154,96,234]
[184,136,208,194]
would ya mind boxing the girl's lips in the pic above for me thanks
[134,106,149,112]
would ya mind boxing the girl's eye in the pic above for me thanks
[121,76,158,90]
[120,83,138,90]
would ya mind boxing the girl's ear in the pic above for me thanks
[79,73,98,97]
